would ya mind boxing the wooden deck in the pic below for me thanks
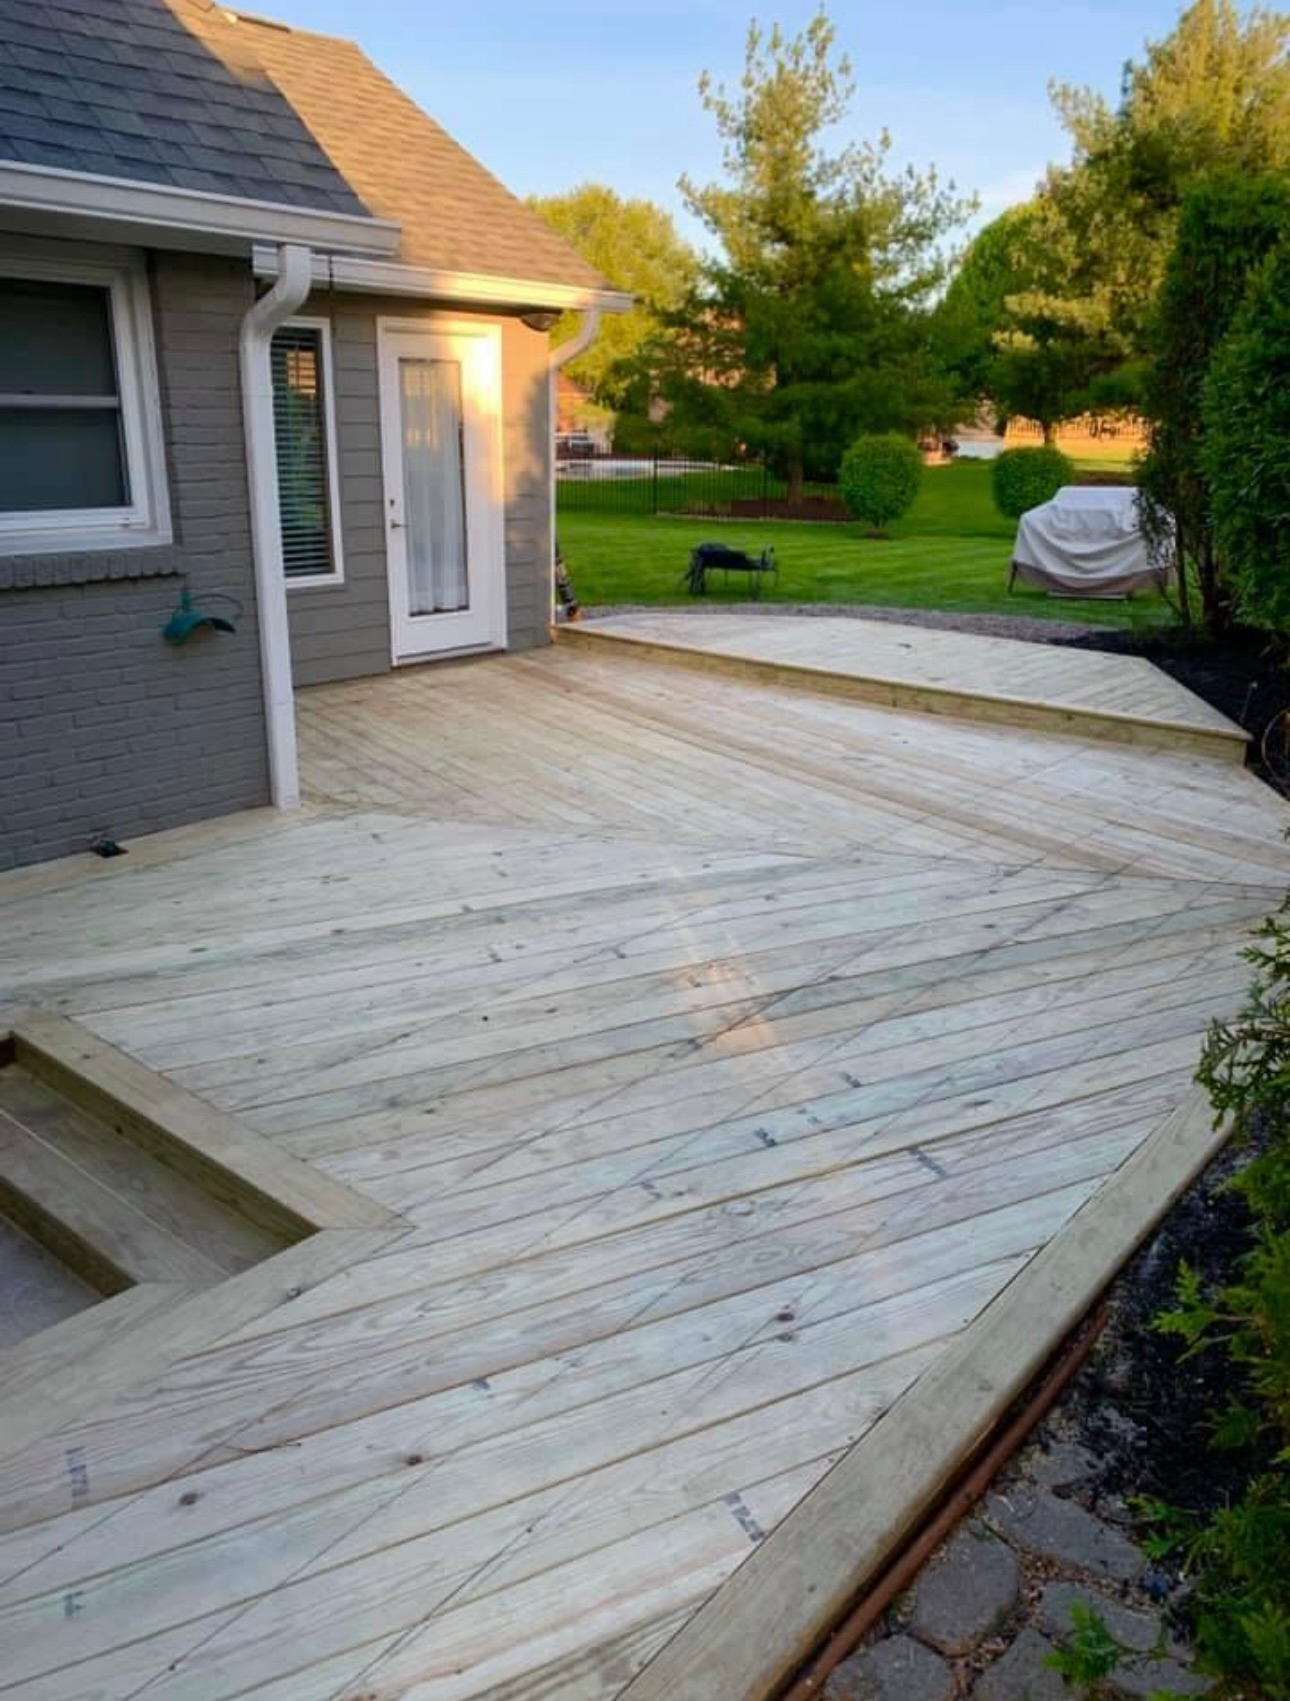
[562,611,1249,760]
[1,635,1286,1701]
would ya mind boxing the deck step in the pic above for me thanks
[0,1066,284,1293]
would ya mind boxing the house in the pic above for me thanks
[0,0,628,869]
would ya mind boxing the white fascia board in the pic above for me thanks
[0,160,401,257]
[253,245,634,313]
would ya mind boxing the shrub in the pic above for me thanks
[1140,894,1290,1697]
[990,446,1073,519]
[1202,239,1290,638]
[1138,171,1290,629]
[838,434,923,535]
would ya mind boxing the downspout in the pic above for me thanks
[239,242,312,808]
[547,308,603,625]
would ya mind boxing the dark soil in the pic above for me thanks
[1061,1132,1265,1534]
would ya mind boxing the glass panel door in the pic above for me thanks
[379,324,503,660]
[399,357,469,615]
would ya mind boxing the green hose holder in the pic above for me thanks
[162,589,241,644]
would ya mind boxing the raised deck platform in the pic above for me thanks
[0,637,1283,1701]
[562,611,1249,762]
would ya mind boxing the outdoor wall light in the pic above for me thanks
[520,309,561,332]
[162,589,242,644]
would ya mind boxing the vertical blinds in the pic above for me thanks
[271,325,334,580]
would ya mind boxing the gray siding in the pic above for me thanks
[287,298,552,686]
[0,249,267,871]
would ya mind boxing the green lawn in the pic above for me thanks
[559,459,1170,628]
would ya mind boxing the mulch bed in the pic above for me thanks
[1057,624,1290,790]
[1062,1128,1269,1544]
[722,496,854,522]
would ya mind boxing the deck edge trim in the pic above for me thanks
[617,1085,1228,1701]
[558,626,1249,760]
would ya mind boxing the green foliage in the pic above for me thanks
[1138,170,1290,627]
[1201,238,1290,636]
[1196,897,1290,1145]
[990,446,1073,519]
[527,184,697,406]
[953,0,1290,437]
[837,434,923,533]
[1140,892,1290,1696]
[1044,1602,1123,1693]
[660,10,973,497]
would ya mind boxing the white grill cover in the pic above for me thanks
[1012,486,1169,597]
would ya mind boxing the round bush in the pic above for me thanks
[991,446,1073,519]
[838,434,924,534]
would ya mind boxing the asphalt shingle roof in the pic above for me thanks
[0,0,605,289]
[0,0,368,213]
[238,15,606,288]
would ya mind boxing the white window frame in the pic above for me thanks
[0,244,171,556]
[277,315,345,591]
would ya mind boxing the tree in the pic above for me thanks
[1202,238,1290,636]
[936,203,1117,441]
[661,11,973,498]
[1139,170,1290,625]
[527,185,697,406]
[1021,0,1290,397]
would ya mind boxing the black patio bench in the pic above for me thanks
[686,542,778,598]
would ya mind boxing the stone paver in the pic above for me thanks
[909,1523,1021,1655]
[825,1634,955,1701]
[973,1628,1073,1699]
[985,1488,1145,1582]
[1028,1441,1101,1490]
[1038,1580,1179,1657]
[1111,1656,1213,1698]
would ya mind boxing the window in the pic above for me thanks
[271,319,343,587]
[0,250,170,556]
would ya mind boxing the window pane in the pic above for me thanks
[271,326,335,580]
[0,279,119,397]
[0,408,127,511]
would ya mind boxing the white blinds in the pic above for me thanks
[271,325,335,580]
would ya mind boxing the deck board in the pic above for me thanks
[568,611,1248,757]
[0,638,1285,1701]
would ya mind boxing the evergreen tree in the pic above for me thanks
[661,12,972,497]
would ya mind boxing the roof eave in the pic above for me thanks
[0,160,401,258]
[252,246,633,314]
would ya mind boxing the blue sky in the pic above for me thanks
[253,0,1187,243]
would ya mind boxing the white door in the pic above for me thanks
[378,323,505,660]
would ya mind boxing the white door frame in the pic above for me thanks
[377,316,507,662]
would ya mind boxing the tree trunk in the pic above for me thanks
[1042,420,1058,448]
[786,450,805,505]
[1197,539,1230,636]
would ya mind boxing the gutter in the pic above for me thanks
[239,243,313,810]
[547,309,605,623]
[0,160,400,257]
[252,245,632,315]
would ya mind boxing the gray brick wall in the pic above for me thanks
[287,298,552,686]
[0,248,268,871]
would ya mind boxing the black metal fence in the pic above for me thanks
[555,453,843,519]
